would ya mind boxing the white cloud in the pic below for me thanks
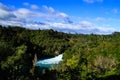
[18,8,38,17]
[0,3,116,34]
[43,5,55,13]
[43,5,68,18]
[0,3,16,19]
[57,12,68,18]
[95,17,106,21]
[23,2,29,6]
[23,2,39,10]
[0,3,12,11]
[48,21,116,34]
[0,9,11,19]
[79,21,93,27]
[14,8,33,18]
[112,8,118,14]
[0,3,71,26]
[31,4,39,10]
[83,0,103,3]
[105,8,118,15]
[42,5,70,23]
[13,8,47,21]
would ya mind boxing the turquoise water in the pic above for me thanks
[37,54,63,68]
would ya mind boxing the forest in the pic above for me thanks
[0,25,120,80]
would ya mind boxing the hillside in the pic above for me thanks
[0,25,120,80]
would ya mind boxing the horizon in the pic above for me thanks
[0,0,120,34]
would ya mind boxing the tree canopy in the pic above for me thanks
[0,25,120,80]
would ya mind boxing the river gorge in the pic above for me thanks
[37,54,63,68]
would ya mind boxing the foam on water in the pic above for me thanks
[37,54,63,68]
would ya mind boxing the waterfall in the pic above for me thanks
[37,54,63,68]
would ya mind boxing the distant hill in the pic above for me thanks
[0,25,120,80]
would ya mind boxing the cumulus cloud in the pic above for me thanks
[112,8,118,14]
[14,8,33,18]
[57,12,68,18]
[0,9,15,19]
[43,5,55,13]
[0,3,12,11]
[0,3,71,26]
[23,2,39,10]
[83,0,103,3]
[24,21,116,34]
[0,3,43,26]
[13,8,44,19]
[49,21,116,34]
[105,8,119,15]
[0,3,116,34]
[95,17,106,21]
[43,5,68,18]
[0,3,16,20]
[42,5,72,23]
[31,4,39,10]
[23,2,29,6]
[79,21,94,27]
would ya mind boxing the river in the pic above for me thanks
[37,54,63,68]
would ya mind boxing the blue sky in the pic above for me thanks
[0,0,120,34]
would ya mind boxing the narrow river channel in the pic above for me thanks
[37,54,63,68]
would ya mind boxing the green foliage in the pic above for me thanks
[55,33,120,80]
[1,45,27,69]
[66,55,79,69]
[1,25,120,80]
[0,25,70,80]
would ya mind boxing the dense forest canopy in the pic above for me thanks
[0,25,120,80]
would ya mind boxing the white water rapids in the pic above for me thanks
[37,54,63,68]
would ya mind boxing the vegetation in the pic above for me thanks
[0,25,120,80]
